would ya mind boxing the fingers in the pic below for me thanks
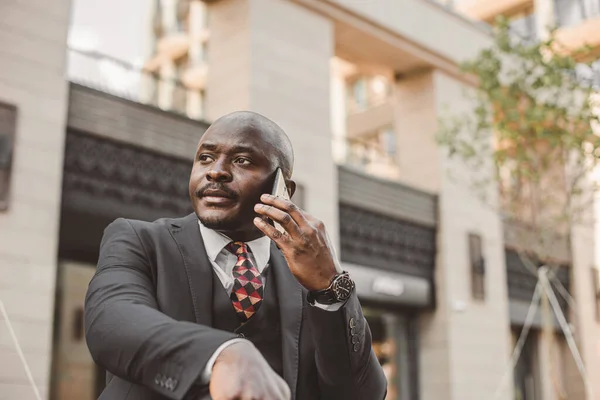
[254,217,290,248]
[259,194,310,230]
[254,203,302,238]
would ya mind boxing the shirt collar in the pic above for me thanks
[198,221,272,270]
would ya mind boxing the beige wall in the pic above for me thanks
[437,70,512,400]
[395,69,512,400]
[0,0,71,399]
[206,0,338,245]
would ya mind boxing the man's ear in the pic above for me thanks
[286,179,297,199]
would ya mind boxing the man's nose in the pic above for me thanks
[206,160,233,182]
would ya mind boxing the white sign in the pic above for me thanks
[372,277,405,297]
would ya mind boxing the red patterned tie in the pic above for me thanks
[226,242,264,322]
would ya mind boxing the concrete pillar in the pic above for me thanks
[393,70,440,193]
[570,222,600,400]
[534,0,556,40]
[205,0,338,244]
[330,59,348,165]
[394,69,513,400]
[0,0,72,399]
[537,327,556,400]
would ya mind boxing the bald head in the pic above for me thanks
[207,111,294,179]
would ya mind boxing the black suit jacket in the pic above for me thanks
[84,213,387,400]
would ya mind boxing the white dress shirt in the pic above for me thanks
[197,222,342,383]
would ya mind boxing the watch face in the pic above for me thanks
[332,274,354,301]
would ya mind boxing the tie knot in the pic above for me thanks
[226,241,249,256]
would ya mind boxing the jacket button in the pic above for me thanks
[353,343,360,352]
[349,317,356,328]
[351,335,359,344]
[350,327,358,335]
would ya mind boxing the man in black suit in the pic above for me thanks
[84,111,387,400]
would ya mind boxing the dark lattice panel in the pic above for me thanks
[505,249,571,315]
[62,130,193,221]
[340,203,436,280]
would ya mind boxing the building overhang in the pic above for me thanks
[457,0,533,22]
[556,16,600,61]
[290,0,490,84]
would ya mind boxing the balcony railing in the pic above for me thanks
[67,48,203,119]
[333,136,400,181]
[347,91,391,115]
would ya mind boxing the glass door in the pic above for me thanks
[364,308,414,400]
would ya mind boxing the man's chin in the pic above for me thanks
[196,209,242,232]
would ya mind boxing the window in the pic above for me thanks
[347,75,392,114]
[0,102,17,211]
[172,55,189,115]
[469,233,486,300]
[508,8,537,43]
[555,0,600,27]
[593,268,600,322]
[379,125,397,160]
[350,78,367,113]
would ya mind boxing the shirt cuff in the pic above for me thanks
[200,338,250,384]
[311,301,344,311]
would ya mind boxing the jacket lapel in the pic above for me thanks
[168,213,213,327]
[269,242,304,399]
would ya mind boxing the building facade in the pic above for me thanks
[1,1,599,400]
[440,1,600,399]
[0,0,71,399]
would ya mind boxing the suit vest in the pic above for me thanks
[211,265,284,377]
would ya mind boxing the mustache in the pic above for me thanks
[196,183,239,199]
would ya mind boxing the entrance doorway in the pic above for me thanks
[364,308,418,400]
[512,329,540,400]
[50,262,103,400]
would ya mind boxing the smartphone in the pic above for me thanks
[270,168,291,234]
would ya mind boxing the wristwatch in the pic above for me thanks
[307,271,355,305]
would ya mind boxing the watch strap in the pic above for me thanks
[307,287,338,305]
[307,271,353,305]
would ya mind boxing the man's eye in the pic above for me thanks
[198,154,213,162]
[235,157,251,165]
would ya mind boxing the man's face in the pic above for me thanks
[189,123,277,234]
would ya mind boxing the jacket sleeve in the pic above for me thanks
[84,218,237,400]
[306,291,388,400]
